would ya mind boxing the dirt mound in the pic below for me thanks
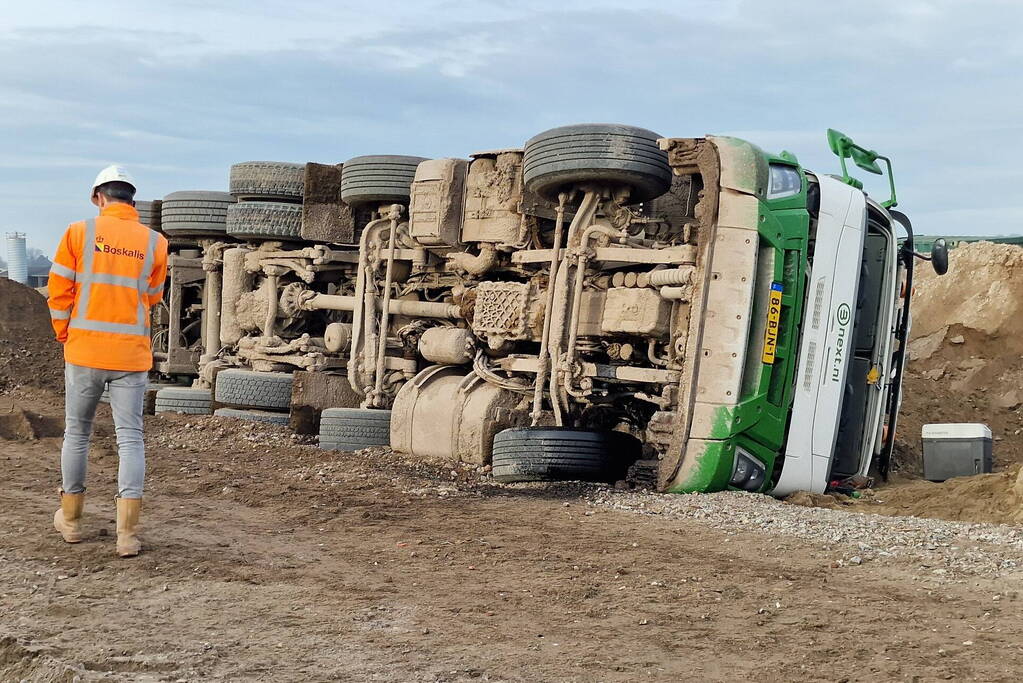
[894,242,1023,474]
[0,278,63,392]
[0,407,62,440]
[911,241,1023,341]
[850,467,1023,525]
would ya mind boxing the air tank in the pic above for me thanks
[5,232,27,284]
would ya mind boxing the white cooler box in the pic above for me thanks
[921,423,993,482]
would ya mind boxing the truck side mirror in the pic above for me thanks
[931,238,948,275]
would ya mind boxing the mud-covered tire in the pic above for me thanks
[154,387,212,415]
[136,199,162,230]
[523,124,671,203]
[491,427,640,483]
[230,161,305,202]
[161,191,235,237]
[225,201,303,241]
[215,369,294,410]
[144,382,185,415]
[339,155,427,206]
[214,407,290,425]
[319,408,391,451]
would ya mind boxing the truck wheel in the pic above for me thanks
[491,427,640,483]
[230,161,305,202]
[154,387,212,415]
[215,369,294,410]
[161,191,236,237]
[136,199,162,230]
[319,408,391,451]
[339,155,428,206]
[214,407,290,425]
[225,202,303,241]
[523,124,671,203]
[144,381,184,415]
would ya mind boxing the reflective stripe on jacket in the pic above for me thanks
[47,203,169,372]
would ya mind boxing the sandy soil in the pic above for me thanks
[3,387,1023,682]
[893,242,1023,474]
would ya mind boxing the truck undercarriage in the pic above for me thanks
[153,125,938,495]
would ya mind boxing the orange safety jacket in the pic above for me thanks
[47,203,169,372]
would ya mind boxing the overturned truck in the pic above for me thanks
[211,125,944,495]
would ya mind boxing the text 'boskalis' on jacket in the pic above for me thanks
[47,203,169,372]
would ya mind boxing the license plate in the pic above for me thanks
[761,282,784,364]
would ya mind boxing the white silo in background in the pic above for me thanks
[6,232,28,284]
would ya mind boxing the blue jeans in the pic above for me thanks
[61,363,148,499]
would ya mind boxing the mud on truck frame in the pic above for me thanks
[199,125,946,495]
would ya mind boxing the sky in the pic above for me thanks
[2,0,1022,257]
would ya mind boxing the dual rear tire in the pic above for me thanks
[226,161,305,242]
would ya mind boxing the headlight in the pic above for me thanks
[767,163,802,200]
[729,447,767,491]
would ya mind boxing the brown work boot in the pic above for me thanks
[53,489,85,543]
[115,497,143,558]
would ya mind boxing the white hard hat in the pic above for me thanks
[91,165,136,202]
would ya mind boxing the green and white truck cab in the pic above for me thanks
[659,130,942,495]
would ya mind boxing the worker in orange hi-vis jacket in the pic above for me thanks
[47,166,168,558]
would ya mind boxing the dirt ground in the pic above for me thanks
[3,386,1023,682]
[4,244,1023,681]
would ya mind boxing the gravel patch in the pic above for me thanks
[149,414,317,452]
[589,488,1023,578]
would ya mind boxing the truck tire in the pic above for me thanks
[230,161,305,202]
[214,407,290,425]
[319,408,391,451]
[226,202,303,241]
[154,387,212,415]
[161,191,235,237]
[523,124,671,203]
[339,155,428,206]
[491,427,640,483]
[215,369,294,410]
[144,381,184,415]
[161,207,229,223]
[136,199,162,230]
